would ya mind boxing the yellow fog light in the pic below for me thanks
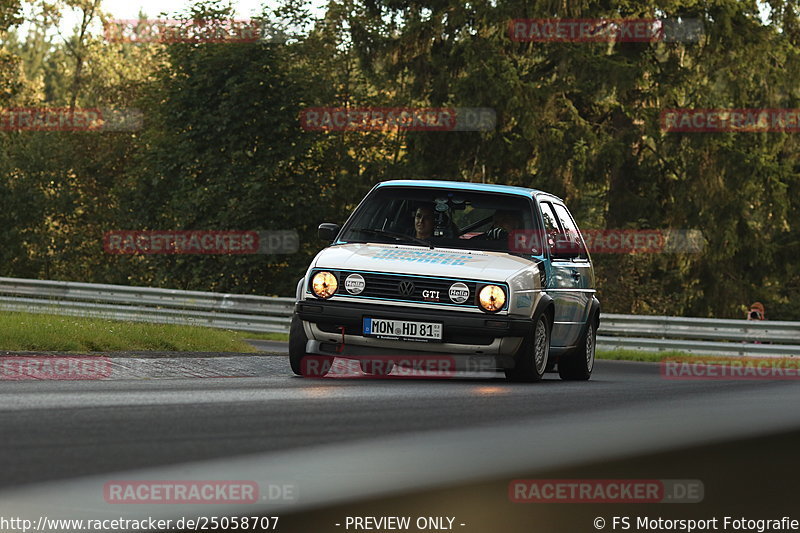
[478,285,506,312]
[312,271,338,299]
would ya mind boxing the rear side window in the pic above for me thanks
[552,203,588,259]
[538,202,561,253]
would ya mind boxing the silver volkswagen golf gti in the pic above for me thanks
[289,180,599,382]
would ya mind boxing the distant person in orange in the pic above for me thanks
[746,301,766,344]
[747,302,765,320]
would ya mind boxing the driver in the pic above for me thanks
[414,205,435,239]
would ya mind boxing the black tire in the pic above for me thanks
[289,314,332,377]
[558,319,596,381]
[359,359,395,376]
[504,314,550,382]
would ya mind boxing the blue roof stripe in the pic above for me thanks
[375,179,544,198]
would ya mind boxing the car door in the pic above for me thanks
[550,202,593,346]
[538,200,589,348]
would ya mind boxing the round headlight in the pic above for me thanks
[478,285,506,312]
[311,271,338,299]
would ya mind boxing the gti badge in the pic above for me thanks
[422,289,440,302]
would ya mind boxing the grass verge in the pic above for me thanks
[596,349,695,362]
[596,349,797,364]
[243,331,290,342]
[0,313,768,361]
[0,311,264,352]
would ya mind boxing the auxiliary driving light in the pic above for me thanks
[478,285,506,312]
[312,271,338,299]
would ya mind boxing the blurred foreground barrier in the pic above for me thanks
[1,277,799,356]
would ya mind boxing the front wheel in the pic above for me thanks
[558,320,595,381]
[289,314,333,377]
[504,314,550,382]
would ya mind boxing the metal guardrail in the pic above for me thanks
[597,314,800,357]
[599,314,800,344]
[595,336,800,358]
[1,277,798,357]
[0,277,293,333]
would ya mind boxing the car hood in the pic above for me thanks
[312,243,533,282]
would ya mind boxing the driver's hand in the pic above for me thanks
[485,227,507,240]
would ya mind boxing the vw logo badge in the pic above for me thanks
[398,280,415,296]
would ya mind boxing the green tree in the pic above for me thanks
[341,0,800,318]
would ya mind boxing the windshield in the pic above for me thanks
[339,186,537,254]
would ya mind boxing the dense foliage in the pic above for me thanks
[1,0,798,318]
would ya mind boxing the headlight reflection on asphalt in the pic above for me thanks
[471,386,510,396]
[304,386,338,397]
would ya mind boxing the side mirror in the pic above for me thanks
[318,223,341,242]
[551,233,581,260]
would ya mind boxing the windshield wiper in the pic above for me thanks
[352,228,434,249]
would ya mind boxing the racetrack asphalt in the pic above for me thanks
[1,346,799,531]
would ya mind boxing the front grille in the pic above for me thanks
[308,269,509,310]
[329,270,488,307]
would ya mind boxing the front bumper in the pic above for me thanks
[295,299,532,361]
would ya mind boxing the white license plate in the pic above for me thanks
[363,318,443,342]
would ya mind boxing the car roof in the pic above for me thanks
[375,179,563,202]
